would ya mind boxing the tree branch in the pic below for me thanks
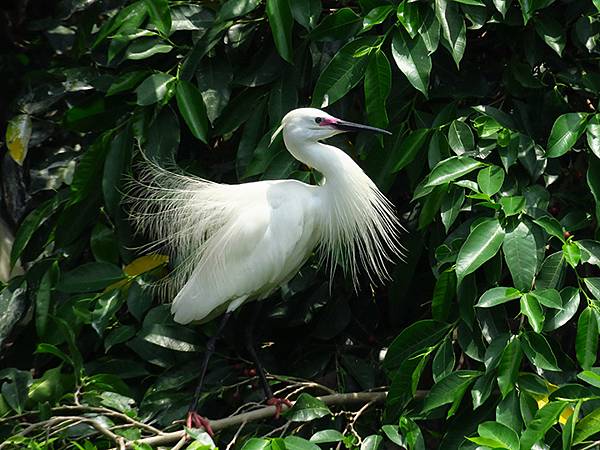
[120,391,395,449]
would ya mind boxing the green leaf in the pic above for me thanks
[284,393,331,421]
[145,107,180,164]
[456,218,505,283]
[312,37,376,108]
[432,269,456,321]
[435,0,466,67]
[310,430,344,444]
[432,338,455,382]
[391,30,431,97]
[546,113,589,158]
[362,6,394,33]
[266,0,294,63]
[310,8,361,41]
[0,369,32,414]
[422,370,481,416]
[219,0,261,21]
[144,0,171,35]
[381,425,404,446]
[520,332,559,371]
[562,242,581,268]
[576,307,599,369]
[530,288,562,309]
[534,215,565,242]
[35,261,59,337]
[476,287,521,308]
[425,156,484,187]
[520,294,544,333]
[536,252,566,290]
[503,220,539,291]
[544,287,580,332]
[534,16,565,56]
[383,320,450,371]
[397,1,421,38]
[360,435,382,450]
[520,401,568,449]
[103,126,133,217]
[578,368,600,389]
[500,196,526,216]
[289,0,321,30]
[176,80,210,144]
[587,114,600,158]
[477,165,505,196]
[125,38,173,60]
[392,128,431,173]
[241,438,270,450]
[364,51,391,129]
[587,156,600,230]
[476,421,519,450]
[135,73,175,106]
[440,185,464,232]
[57,262,124,293]
[585,277,600,299]
[497,336,522,397]
[284,436,320,450]
[448,120,474,154]
[10,195,66,268]
[574,408,600,444]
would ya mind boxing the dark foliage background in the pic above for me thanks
[1,0,600,449]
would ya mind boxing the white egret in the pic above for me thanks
[130,107,404,431]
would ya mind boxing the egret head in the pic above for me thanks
[272,108,391,144]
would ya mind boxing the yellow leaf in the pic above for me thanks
[5,114,32,165]
[559,406,574,425]
[124,254,169,277]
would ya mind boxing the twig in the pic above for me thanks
[225,419,247,450]
[0,416,121,449]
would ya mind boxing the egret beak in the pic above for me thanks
[331,120,392,135]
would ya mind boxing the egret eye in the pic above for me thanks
[315,117,323,124]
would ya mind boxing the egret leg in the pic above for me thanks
[188,311,233,427]
[244,304,292,418]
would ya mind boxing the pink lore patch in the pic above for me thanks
[319,117,338,126]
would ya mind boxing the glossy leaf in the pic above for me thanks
[266,0,294,63]
[135,73,175,106]
[144,0,171,35]
[456,218,505,283]
[576,307,599,369]
[57,262,124,293]
[448,120,474,154]
[520,401,568,449]
[312,37,376,107]
[520,294,545,333]
[435,0,466,67]
[546,113,589,158]
[176,80,210,143]
[392,128,431,173]
[425,156,483,188]
[310,8,360,41]
[477,165,504,196]
[476,287,521,308]
[391,30,431,97]
[284,393,331,421]
[503,220,539,291]
[364,51,391,129]
[422,370,481,416]
[497,337,522,397]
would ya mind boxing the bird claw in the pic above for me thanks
[267,397,292,419]
[186,411,214,437]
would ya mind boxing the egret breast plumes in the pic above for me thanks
[129,108,404,324]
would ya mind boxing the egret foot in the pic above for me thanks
[186,410,214,437]
[267,397,292,419]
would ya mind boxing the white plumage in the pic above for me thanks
[130,108,403,324]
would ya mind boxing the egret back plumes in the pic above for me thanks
[129,108,404,324]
